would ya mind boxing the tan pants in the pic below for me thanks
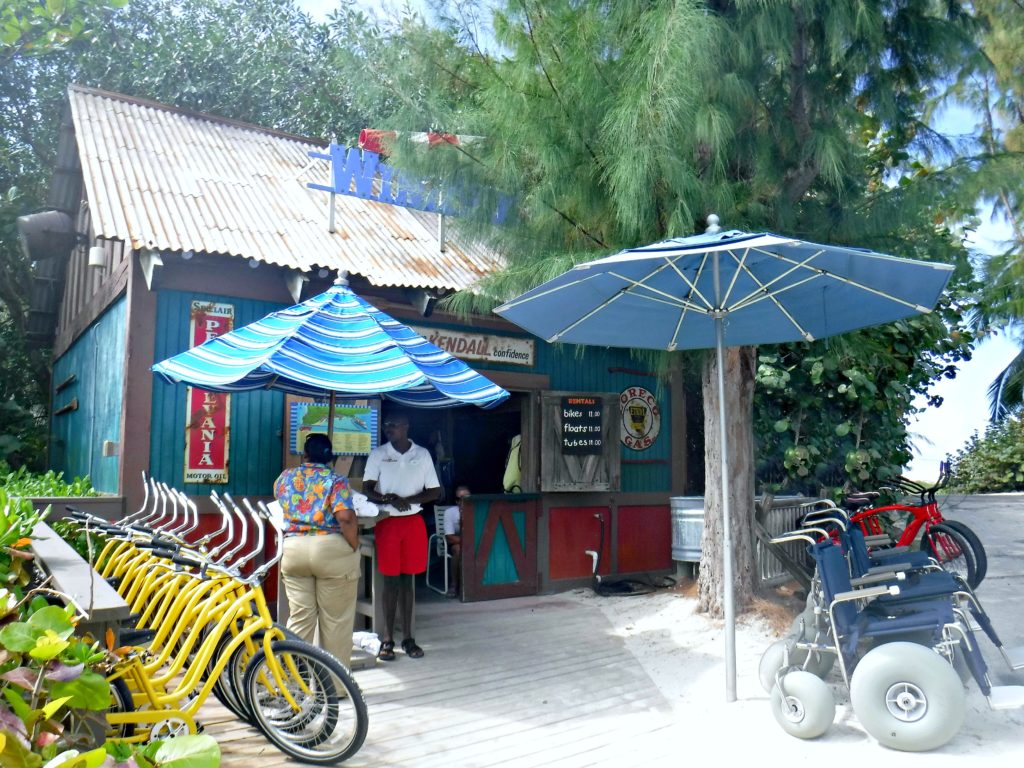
[281,534,360,669]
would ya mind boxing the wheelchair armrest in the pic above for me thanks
[865,562,915,576]
[863,534,894,546]
[833,584,901,603]
[876,545,911,554]
[851,571,906,588]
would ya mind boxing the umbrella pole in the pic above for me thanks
[328,391,336,447]
[715,318,736,702]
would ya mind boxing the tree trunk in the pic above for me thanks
[697,345,757,617]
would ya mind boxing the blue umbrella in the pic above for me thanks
[495,223,954,701]
[152,276,510,413]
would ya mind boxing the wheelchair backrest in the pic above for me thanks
[809,540,859,630]
[844,527,873,578]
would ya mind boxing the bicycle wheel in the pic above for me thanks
[108,676,136,740]
[922,523,977,588]
[242,640,367,765]
[209,624,297,724]
[941,519,987,586]
[209,630,254,723]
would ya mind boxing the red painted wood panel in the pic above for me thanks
[548,506,612,580]
[617,505,671,573]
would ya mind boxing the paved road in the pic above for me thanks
[940,494,1024,686]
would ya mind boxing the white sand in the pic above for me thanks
[565,584,1024,765]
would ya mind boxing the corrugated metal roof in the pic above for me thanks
[68,85,504,291]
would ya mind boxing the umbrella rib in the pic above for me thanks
[606,269,710,312]
[548,289,631,341]
[730,260,816,341]
[728,249,825,308]
[666,252,713,350]
[731,249,934,313]
[496,271,607,311]
[663,254,715,311]
[719,247,749,308]
[550,270,707,341]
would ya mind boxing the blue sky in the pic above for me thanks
[295,1,1017,480]
[904,208,1019,481]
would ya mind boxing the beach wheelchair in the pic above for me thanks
[761,513,1024,751]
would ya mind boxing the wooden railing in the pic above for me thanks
[30,520,130,642]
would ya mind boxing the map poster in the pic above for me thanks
[289,398,380,456]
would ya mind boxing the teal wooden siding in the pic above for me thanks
[51,297,126,493]
[539,343,672,493]
[151,290,285,496]
[150,301,671,496]
[417,321,674,494]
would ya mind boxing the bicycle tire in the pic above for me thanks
[209,630,254,723]
[941,519,987,586]
[209,623,297,724]
[922,523,978,589]
[108,675,136,740]
[243,640,368,765]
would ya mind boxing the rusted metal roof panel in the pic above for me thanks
[67,86,504,290]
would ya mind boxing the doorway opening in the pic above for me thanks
[450,395,524,497]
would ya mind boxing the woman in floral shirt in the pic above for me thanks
[273,433,360,668]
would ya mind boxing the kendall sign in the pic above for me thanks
[411,325,535,367]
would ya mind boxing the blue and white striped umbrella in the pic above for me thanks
[152,277,509,409]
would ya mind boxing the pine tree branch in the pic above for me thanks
[455,4,511,93]
[783,8,819,205]
[981,77,1024,245]
[518,0,604,171]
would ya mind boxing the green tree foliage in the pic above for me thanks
[75,0,370,140]
[332,0,987,612]
[0,313,48,468]
[0,0,125,59]
[1,0,388,467]
[946,416,1024,492]
[758,307,974,494]
[1,1,125,468]
[946,0,1024,419]
[342,0,979,492]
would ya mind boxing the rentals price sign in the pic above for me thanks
[561,396,603,455]
[184,302,234,484]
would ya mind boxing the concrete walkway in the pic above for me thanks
[207,494,1024,766]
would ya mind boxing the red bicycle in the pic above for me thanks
[843,463,987,588]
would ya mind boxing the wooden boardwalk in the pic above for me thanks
[206,590,679,768]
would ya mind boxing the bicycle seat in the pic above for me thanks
[842,496,873,510]
[119,627,157,647]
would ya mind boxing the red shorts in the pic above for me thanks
[374,514,427,576]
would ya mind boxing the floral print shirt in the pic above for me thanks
[273,463,353,537]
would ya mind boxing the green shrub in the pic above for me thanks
[0,489,220,768]
[946,416,1024,493]
[0,463,98,497]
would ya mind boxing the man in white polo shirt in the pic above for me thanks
[362,411,440,661]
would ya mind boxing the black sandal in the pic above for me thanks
[378,640,396,661]
[401,638,424,659]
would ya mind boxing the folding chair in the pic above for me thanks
[426,505,451,595]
